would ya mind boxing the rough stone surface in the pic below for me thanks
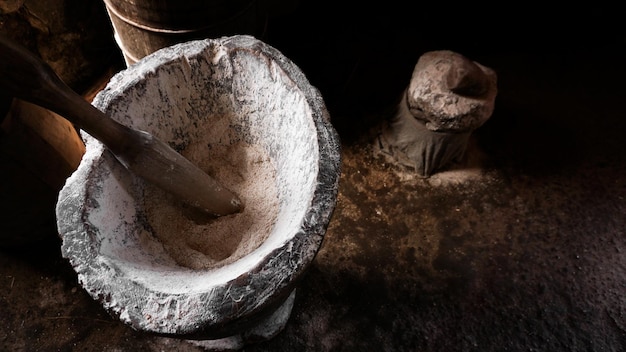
[55,36,341,342]
[377,50,497,177]
[406,50,497,133]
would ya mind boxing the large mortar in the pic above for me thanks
[56,35,341,346]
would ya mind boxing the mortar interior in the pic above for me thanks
[86,40,319,294]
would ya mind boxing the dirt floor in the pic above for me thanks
[1,3,626,352]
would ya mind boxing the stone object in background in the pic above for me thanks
[376,50,497,177]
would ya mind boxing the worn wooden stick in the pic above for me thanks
[0,35,242,216]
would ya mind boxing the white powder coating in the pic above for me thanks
[143,140,279,270]
[55,36,341,338]
[406,50,497,132]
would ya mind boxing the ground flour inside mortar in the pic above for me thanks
[142,140,279,270]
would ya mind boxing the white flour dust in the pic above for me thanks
[143,140,279,270]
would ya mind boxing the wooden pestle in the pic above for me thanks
[0,35,242,216]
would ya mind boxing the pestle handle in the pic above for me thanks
[0,34,242,216]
